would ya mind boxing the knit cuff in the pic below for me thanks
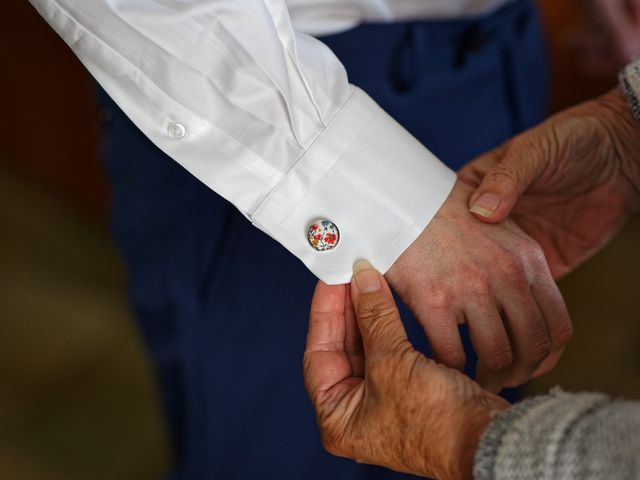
[473,389,609,480]
[619,59,640,122]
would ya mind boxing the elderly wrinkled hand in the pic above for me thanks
[460,88,640,280]
[304,262,509,480]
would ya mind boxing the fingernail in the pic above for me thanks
[353,261,382,293]
[470,193,501,218]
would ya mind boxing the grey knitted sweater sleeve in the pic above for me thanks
[474,389,640,479]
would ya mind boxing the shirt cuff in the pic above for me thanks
[251,87,457,285]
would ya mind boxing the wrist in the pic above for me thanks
[447,400,504,480]
[595,88,640,211]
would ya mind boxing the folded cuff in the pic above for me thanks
[251,87,457,284]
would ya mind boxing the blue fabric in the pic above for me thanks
[96,1,549,478]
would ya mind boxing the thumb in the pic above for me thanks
[351,261,409,356]
[468,142,543,223]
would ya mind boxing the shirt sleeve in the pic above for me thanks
[29,0,457,284]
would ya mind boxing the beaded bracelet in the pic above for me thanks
[620,59,640,122]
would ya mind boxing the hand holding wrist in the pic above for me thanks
[460,87,640,279]
[304,264,509,480]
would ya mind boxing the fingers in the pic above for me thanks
[476,362,510,395]
[505,238,572,381]
[529,266,573,378]
[351,262,410,359]
[458,144,506,188]
[467,139,545,224]
[305,281,356,407]
[308,281,347,352]
[419,305,466,372]
[465,301,512,393]
[344,284,365,377]
[486,244,551,387]
[500,294,550,387]
[487,232,571,387]
[466,273,568,390]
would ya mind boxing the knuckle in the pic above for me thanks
[483,346,513,372]
[427,287,455,313]
[500,252,525,277]
[438,347,466,371]
[537,356,560,377]
[486,165,519,188]
[513,135,547,170]
[466,270,490,298]
[359,299,398,334]
[552,320,574,346]
[526,336,552,365]
[500,258,530,293]
[525,242,548,267]
[360,296,397,322]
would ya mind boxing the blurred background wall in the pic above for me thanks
[1,1,638,479]
[0,3,170,479]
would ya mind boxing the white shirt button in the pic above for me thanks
[308,220,340,252]
[168,122,186,140]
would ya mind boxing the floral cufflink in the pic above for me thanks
[308,220,340,252]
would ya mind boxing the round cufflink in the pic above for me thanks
[308,220,340,252]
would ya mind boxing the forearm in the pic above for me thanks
[29,0,456,285]
[474,389,640,479]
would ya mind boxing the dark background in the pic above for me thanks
[1,1,638,479]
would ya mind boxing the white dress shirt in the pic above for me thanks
[28,0,509,284]
[288,0,511,35]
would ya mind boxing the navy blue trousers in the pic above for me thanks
[97,1,548,478]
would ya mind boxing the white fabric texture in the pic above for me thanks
[287,0,512,35]
[28,0,460,284]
